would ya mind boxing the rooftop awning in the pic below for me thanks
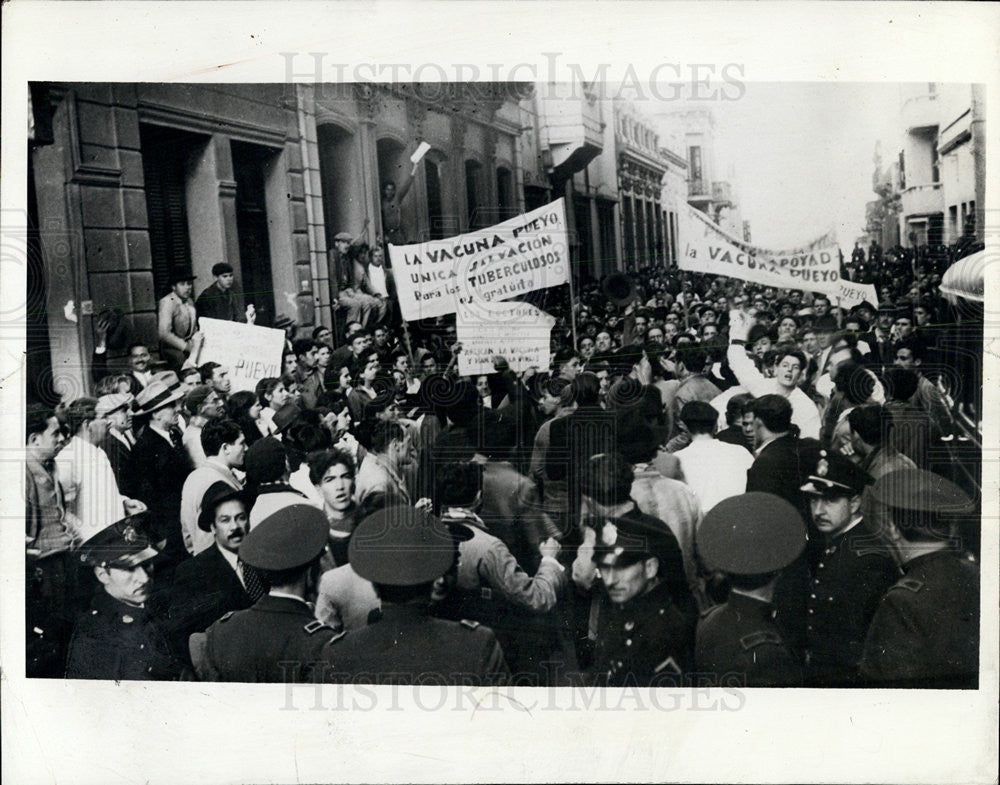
[939,250,985,303]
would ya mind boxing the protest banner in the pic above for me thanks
[455,299,556,376]
[679,205,842,292]
[832,279,879,308]
[388,199,569,321]
[197,318,286,392]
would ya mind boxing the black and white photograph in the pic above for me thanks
[2,3,998,784]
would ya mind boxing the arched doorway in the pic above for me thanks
[317,123,360,247]
[377,137,413,245]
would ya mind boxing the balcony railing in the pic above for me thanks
[900,182,943,216]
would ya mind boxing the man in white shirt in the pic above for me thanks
[127,343,154,391]
[724,309,821,440]
[179,419,247,556]
[181,385,225,467]
[55,397,145,545]
[673,401,754,516]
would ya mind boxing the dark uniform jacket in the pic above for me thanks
[696,591,803,687]
[323,603,509,686]
[130,427,192,562]
[591,580,693,687]
[860,551,979,688]
[194,594,336,683]
[805,517,900,686]
[165,544,253,662]
[65,591,187,681]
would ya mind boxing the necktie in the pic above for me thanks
[168,427,183,449]
[238,558,267,602]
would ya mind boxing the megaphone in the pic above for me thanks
[602,272,637,306]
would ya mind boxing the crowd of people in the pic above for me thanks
[25,235,982,689]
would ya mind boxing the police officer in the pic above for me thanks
[799,447,901,686]
[587,515,695,687]
[66,515,188,681]
[696,493,807,687]
[191,504,337,682]
[323,506,509,685]
[860,469,978,688]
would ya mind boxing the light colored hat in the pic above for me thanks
[134,378,184,415]
[95,393,133,418]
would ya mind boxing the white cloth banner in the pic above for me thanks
[198,318,286,393]
[679,206,843,292]
[831,279,879,308]
[456,300,555,377]
[388,199,569,321]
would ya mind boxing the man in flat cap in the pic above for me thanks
[323,506,509,685]
[696,493,807,687]
[860,469,979,688]
[191,504,337,682]
[799,447,900,686]
[195,262,248,323]
[66,515,188,680]
[328,228,383,330]
[158,269,201,372]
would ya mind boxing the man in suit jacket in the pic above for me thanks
[130,379,193,566]
[96,393,138,499]
[166,483,261,663]
[195,263,246,323]
[745,394,815,658]
[746,395,812,519]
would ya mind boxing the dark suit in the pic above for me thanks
[746,433,815,657]
[746,434,810,519]
[166,544,253,662]
[101,431,137,499]
[130,427,192,564]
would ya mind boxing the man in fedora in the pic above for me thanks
[65,515,188,681]
[167,481,262,663]
[96,393,137,498]
[158,269,200,372]
[323,506,509,685]
[190,504,337,682]
[130,377,192,565]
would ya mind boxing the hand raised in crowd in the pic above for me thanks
[538,536,561,561]
[414,497,434,514]
[728,308,754,342]
[94,311,112,340]
[245,304,256,324]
